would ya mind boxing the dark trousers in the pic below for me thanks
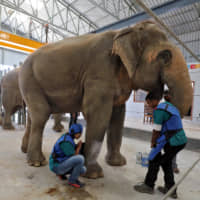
[145,143,185,189]
[69,113,78,128]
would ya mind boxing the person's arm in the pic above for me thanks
[151,130,161,147]
[75,140,82,155]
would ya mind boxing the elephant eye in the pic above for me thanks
[157,50,172,65]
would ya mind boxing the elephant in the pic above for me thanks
[0,68,64,131]
[18,21,192,178]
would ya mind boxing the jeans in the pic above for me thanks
[53,155,86,183]
[145,143,185,189]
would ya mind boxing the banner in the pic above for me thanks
[187,63,200,70]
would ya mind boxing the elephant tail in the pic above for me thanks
[22,100,26,126]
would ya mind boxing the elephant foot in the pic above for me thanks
[21,144,27,153]
[52,123,64,132]
[21,135,29,153]
[27,151,47,167]
[3,123,15,130]
[105,152,126,166]
[84,162,104,179]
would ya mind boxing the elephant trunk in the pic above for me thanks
[162,46,193,117]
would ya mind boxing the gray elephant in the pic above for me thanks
[0,68,64,131]
[19,21,192,178]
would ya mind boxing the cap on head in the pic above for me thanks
[69,123,83,136]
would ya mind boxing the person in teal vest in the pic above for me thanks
[49,123,86,188]
[134,92,187,199]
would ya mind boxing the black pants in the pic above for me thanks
[145,143,186,189]
[69,113,78,129]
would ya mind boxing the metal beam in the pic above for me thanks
[0,1,67,37]
[93,0,200,33]
[58,0,98,29]
[87,0,120,20]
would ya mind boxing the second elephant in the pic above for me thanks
[0,68,64,132]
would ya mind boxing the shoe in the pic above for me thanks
[134,183,154,194]
[173,168,180,174]
[68,180,85,188]
[157,186,178,199]
[76,179,85,187]
[68,182,81,188]
[57,174,67,180]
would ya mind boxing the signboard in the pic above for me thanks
[187,63,200,70]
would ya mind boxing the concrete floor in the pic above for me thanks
[0,119,200,200]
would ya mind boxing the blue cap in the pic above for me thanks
[69,123,83,136]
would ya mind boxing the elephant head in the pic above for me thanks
[112,21,193,116]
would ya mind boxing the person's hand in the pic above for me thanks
[151,142,156,148]
[75,140,82,155]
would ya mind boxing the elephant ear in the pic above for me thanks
[112,28,138,78]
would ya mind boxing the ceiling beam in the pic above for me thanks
[92,0,200,33]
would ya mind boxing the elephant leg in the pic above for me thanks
[3,109,15,130]
[106,104,126,166]
[21,113,31,153]
[52,114,64,132]
[83,90,113,179]
[23,88,51,167]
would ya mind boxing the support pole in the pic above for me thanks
[133,0,200,62]
[161,157,200,200]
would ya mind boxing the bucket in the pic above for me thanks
[136,152,149,167]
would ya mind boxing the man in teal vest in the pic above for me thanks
[134,92,187,199]
[49,123,86,188]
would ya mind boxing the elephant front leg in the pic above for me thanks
[106,104,126,166]
[83,90,113,179]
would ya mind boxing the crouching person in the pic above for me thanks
[49,123,86,188]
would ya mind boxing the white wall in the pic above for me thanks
[189,69,200,122]
[125,92,144,118]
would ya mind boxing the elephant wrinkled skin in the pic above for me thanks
[0,68,64,131]
[19,21,193,178]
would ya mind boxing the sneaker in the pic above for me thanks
[157,186,178,199]
[134,183,154,194]
[57,174,67,180]
[76,179,85,187]
[68,180,85,188]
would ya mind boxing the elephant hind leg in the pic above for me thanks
[106,104,126,166]
[21,113,31,153]
[52,114,64,132]
[22,85,51,167]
